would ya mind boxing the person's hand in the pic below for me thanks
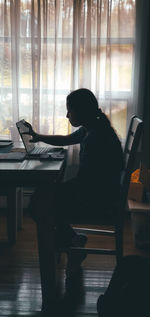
[22,121,39,143]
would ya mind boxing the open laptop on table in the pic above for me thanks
[16,119,64,159]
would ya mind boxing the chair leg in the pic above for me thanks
[115,225,123,265]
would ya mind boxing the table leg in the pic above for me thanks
[7,187,17,246]
[37,222,56,311]
[16,187,23,231]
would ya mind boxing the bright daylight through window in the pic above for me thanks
[0,0,135,142]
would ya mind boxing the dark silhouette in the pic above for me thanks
[97,255,150,317]
[24,88,124,312]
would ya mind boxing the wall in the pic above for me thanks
[133,0,150,169]
[142,5,150,169]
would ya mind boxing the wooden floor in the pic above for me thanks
[0,212,150,317]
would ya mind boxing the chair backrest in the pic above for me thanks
[121,116,143,207]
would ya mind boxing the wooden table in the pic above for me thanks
[0,154,65,242]
[0,145,66,309]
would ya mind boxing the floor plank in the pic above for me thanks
[0,213,150,316]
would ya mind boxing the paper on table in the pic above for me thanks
[0,152,26,161]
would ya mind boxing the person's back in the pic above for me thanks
[75,112,124,208]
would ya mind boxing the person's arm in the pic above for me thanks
[32,133,79,146]
[22,121,81,146]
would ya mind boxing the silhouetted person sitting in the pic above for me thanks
[24,88,124,309]
[97,255,150,317]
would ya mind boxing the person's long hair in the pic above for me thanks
[67,88,111,127]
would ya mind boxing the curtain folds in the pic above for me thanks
[0,0,135,143]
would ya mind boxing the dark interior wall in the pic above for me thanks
[133,0,150,169]
[142,5,150,169]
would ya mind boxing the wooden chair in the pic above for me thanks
[70,116,143,264]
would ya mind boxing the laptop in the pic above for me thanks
[16,119,64,158]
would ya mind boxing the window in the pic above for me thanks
[0,0,136,142]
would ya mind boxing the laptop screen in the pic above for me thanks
[16,120,35,153]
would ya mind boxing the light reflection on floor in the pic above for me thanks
[0,266,113,315]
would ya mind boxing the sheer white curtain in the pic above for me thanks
[0,0,135,144]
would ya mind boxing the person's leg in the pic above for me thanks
[29,179,80,235]
[53,179,88,278]
[28,184,58,312]
[53,178,87,248]
[29,180,88,286]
